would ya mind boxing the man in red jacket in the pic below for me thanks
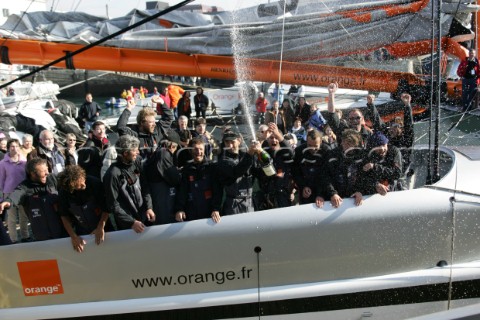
[457,49,480,112]
[255,92,268,124]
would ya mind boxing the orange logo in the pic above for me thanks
[17,260,64,296]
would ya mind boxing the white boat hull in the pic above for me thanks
[1,147,480,319]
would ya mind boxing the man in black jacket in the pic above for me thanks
[78,121,110,179]
[57,165,112,252]
[214,131,260,221]
[255,123,295,210]
[142,130,181,225]
[293,129,328,207]
[387,93,414,170]
[325,129,368,208]
[103,135,155,233]
[174,137,221,223]
[194,87,209,119]
[294,96,312,127]
[0,158,66,241]
[326,83,374,146]
[362,132,403,195]
[79,93,101,132]
[116,99,172,159]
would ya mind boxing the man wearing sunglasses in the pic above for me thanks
[326,83,373,146]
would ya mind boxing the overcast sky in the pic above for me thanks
[46,0,268,18]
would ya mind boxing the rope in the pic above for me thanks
[276,1,288,98]
[443,91,480,144]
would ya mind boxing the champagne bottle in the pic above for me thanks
[258,149,276,176]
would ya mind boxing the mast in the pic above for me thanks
[427,0,442,185]
[433,0,442,183]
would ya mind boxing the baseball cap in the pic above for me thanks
[223,131,241,141]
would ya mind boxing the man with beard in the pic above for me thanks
[78,121,110,179]
[256,123,295,210]
[175,137,221,223]
[293,129,328,208]
[362,132,403,195]
[117,101,172,159]
[326,83,373,145]
[213,131,261,222]
[57,165,112,252]
[0,158,66,241]
[103,135,155,233]
[325,129,368,208]
[142,131,181,225]
[28,130,65,176]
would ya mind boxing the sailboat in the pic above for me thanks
[1,1,480,319]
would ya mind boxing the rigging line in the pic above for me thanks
[451,0,463,22]
[277,0,288,94]
[0,0,195,91]
[414,131,428,142]
[73,0,83,13]
[443,92,480,145]
[53,0,60,13]
[59,71,111,91]
[136,0,143,13]
[416,110,469,124]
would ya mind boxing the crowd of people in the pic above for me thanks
[0,82,415,251]
[117,84,206,122]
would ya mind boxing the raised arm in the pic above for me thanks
[327,82,338,113]
[116,100,138,137]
